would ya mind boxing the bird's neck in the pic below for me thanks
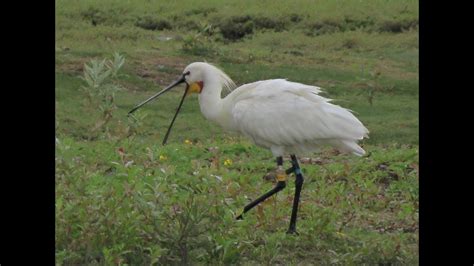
[198,75,226,125]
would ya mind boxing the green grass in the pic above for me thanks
[56,0,418,264]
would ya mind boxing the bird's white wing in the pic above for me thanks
[231,80,368,151]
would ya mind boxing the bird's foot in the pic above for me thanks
[286,228,299,235]
[235,208,245,220]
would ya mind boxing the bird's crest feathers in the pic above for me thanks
[205,62,237,92]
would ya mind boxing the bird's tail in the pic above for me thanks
[340,140,366,156]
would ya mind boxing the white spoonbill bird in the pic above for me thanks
[129,62,369,234]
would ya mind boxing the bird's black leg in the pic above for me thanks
[287,155,304,234]
[236,156,287,220]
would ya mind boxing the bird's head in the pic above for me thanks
[128,62,235,145]
[182,62,206,95]
[183,62,235,95]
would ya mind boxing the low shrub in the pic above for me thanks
[219,16,254,41]
[135,16,172,31]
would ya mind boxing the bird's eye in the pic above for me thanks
[183,71,190,76]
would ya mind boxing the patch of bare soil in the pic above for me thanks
[56,58,89,74]
[134,54,189,86]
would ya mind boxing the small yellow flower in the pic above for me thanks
[184,139,192,145]
[159,155,167,161]
[224,159,233,166]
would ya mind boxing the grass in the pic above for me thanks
[56,0,418,264]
